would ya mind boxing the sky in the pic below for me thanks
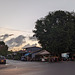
[0,0,75,51]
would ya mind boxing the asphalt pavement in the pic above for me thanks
[0,60,75,75]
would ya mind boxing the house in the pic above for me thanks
[23,46,42,60]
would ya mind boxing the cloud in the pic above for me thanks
[14,35,26,46]
[29,36,37,41]
[22,43,37,48]
[31,43,37,46]
[6,38,15,47]
[0,34,14,41]
[6,35,26,47]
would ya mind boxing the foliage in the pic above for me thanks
[33,10,75,55]
[0,41,8,56]
[13,52,21,60]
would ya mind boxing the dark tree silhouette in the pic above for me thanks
[0,41,8,56]
[33,10,75,55]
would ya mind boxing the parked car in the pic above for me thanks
[0,56,6,64]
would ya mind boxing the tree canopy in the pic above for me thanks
[0,41,8,56]
[33,10,75,55]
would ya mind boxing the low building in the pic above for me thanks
[22,46,42,61]
[23,46,42,53]
[35,50,50,61]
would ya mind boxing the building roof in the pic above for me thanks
[23,46,42,53]
[36,50,50,55]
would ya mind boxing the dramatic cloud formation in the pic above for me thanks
[29,36,37,41]
[14,35,26,46]
[22,43,37,48]
[0,28,40,51]
[0,34,14,41]
[6,35,26,47]
[6,38,14,47]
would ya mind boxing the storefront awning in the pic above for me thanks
[36,50,50,55]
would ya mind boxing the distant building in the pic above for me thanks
[23,46,42,58]
[23,46,42,53]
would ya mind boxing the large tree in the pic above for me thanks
[0,41,8,56]
[33,10,75,55]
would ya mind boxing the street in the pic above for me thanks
[0,60,75,75]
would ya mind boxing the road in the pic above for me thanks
[0,60,75,75]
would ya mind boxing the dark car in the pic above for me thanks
[0,56,6,64]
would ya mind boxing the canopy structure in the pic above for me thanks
[36,50,50,55]
[24,53,31,56]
